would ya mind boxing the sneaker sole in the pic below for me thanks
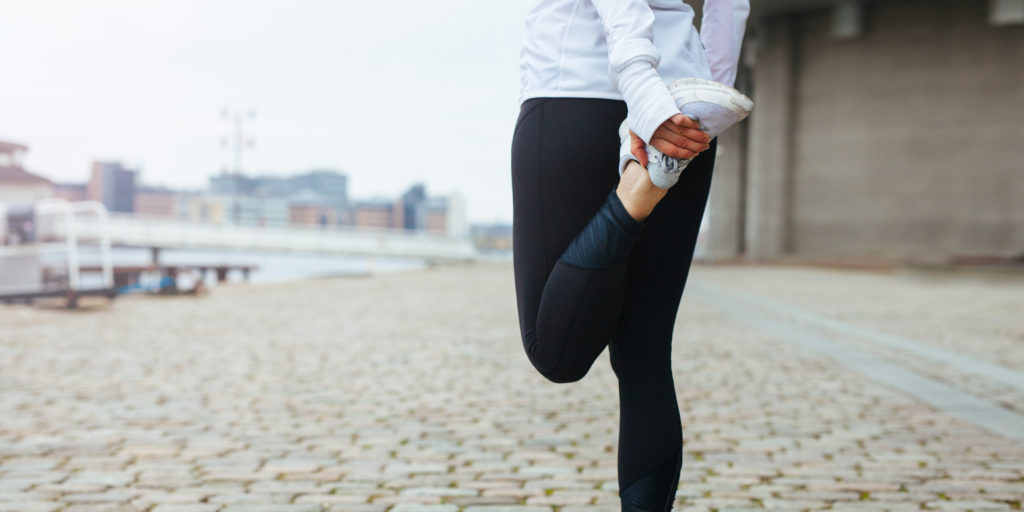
[666,77,754,114]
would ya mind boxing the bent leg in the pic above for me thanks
[611,140,718,511]
[511,97,642,383]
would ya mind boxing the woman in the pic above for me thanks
[510,1,752,511]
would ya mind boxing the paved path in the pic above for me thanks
[0,262,1021,512]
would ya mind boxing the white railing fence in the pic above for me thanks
[53,212,479,262]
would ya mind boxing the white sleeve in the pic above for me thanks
[590,0,682,145]
[699,0,750,87]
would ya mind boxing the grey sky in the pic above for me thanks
[0,0,534,223]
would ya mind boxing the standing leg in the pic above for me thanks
[610,140,718,511]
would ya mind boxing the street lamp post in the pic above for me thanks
[220,108,256,225]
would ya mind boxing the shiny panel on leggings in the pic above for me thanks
[619,447,683,512]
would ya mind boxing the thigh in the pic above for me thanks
[609,140,718,373]
[510,98,626,333]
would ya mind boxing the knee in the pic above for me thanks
[529,355,588,384]
[522,326,603,384]
[539,366,586,384]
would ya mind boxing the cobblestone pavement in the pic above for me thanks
[688,266,1024,417]
[0,262,1021,512]
[691,266,1024,370]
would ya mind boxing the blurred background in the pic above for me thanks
[704,0,1024,265]
[0,1,1022,511]
[1,0,530,293]
[1,0,1021,295]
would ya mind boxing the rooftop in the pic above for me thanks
[0,166,53,186]
[0,141,28,155]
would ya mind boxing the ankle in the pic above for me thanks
[616,161,667,222]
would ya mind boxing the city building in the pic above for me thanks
[350,197,404,230]
[444,192,469,238]
[423,197,448,235]
[134,186,182,217]
[289,204,337,227]
[209,173,263,196]
[288,189,338,227]
[288,170,349,225]
[0,141,54,207]
[400,184,428,231]
[87,162,136,213]
[181,195,227,224]
[389,183,468,237]
[53,183,87,202]
[703,0,1024,261]
[470,222,513,252]
[220,195,289,228]
[210,169,349,225]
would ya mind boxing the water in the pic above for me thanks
[65,247,427,290]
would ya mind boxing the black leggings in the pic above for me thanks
[510,97,716,511]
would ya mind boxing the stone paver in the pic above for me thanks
[691,265,1024,370]
[1,262,1022,511]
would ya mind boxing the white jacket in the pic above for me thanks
[519,0,749,144]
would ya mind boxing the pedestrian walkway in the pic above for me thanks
[0,262,1020,512]
[689,280,1024,440]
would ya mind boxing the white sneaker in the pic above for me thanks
[619,78,754,189]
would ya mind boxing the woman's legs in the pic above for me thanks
[611,140,717,511]
[511,97,638,383]
[511,95,718,511]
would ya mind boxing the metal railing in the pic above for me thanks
[0,199,114,299]
[52,212,479,262]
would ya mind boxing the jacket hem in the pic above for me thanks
[519,90,625,106]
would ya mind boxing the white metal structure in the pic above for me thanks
[58,214,479,262]
[0,199,114,302]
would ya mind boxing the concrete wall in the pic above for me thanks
[713,0,1024,261]
[744,17,799,258]
[791,0,1024,259]
[704,112,748,259]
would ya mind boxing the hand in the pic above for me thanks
[629,114,711,167]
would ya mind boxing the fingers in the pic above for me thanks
[629,115,711,164]
[660,114,710,143]
[628,130,648,168]
[652,131,710,157]
[650,125,710,159]
[669,113,699,129]
[651,137,699,160]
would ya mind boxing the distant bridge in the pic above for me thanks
[59,214,479,263]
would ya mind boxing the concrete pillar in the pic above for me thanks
[744,17,797,259]
[704,119,747,259]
